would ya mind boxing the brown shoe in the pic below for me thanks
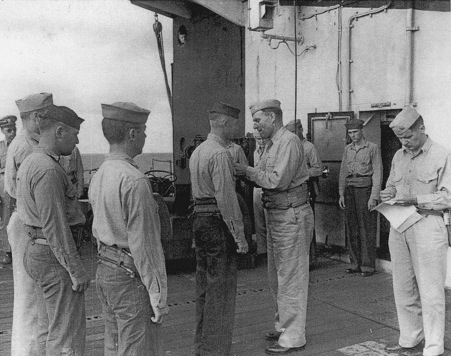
[265,331,282,340]
[265,343,305,354]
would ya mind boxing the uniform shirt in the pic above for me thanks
[59,146,84,198]
[245,127,309,191]
[385,137,451,210]
[189,133,245,244]
[0,140,8,174]
[5,130,39,199]
[226,141,249,165]
[89,153,168,310]
[301,138,322,178]
[339,138,382,201]
[16,147,86,279]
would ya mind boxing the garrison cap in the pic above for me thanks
[285,119,302,132]
[345,119,364,130]
[0,115,17,129]
[390,106,421,135]
[208,102,240,119]
[249,99,281,116]
[101,102,150,124]
[48,105,84,130]
[15,92,53,113]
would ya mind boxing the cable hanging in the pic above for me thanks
[153,13,173,118]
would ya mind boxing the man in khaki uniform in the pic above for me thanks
[0,115,17,265]
[338,119,382,277]
[90,102,168,355]
[235,99,313,354]
[381,107,450,356]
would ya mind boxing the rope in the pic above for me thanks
[153,14,173,118]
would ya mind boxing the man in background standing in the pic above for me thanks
[190,101,248,355]
[338,119,382,277]
[285,119,322,270]
[0,115,17,265]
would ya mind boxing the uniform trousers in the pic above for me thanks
[253,187,267,254]
[192,214,238,356]
[24,242,86,356]
[266,203,313,348]
[96,262,163,356]
[344,185,377,273]
[8,211,47,356]
[389,215,447,356]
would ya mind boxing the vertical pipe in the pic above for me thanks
[337,5,343,111]
[294,1,298,134]
[405,4,414,106]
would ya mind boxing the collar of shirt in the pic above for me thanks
[207,133,228,148]
[34,146,60,161]
[269,126,288,146]
[350,138,369,150]
[402,136,432,157]
[105,152,139,169]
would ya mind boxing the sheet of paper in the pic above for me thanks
[372,201,423,233]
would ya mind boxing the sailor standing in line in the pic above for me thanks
[6,92,52,355]
[89,102,168,355]
[0,115,17,265]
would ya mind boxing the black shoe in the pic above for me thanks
[265,331,282,340]
[361,271,374,277]
[345,268,361,274]
[265,343,305,354]
[385,340,424,352]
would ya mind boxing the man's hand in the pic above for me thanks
[392,196,417,206]
[236,240,248,254]
[380,189,396,202]
[368,199,378,211]
[151,305,168,324]
[338,195,345,209]
[71,273,90,293]
[234,163,249,176]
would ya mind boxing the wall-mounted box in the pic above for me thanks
[249,0,277,31]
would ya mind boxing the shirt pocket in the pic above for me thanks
[266,154,276,173]
[416,167,438,186]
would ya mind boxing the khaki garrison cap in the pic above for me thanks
[249,99,281,116]
[285,119,302,132]
[0,115,17,128]
[208,102,240,119]
[390,106,421,135]
[48,105,84,130]
[15,92,53,113]
[101,102,150,124]
[345,119,364,130]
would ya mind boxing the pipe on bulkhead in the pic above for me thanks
[346,1,392,111]
[405,4,415,106]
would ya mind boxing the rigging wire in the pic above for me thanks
[153,13,173,119]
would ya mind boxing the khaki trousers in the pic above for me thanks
[265,203,313,348]
[389,215,447,356]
